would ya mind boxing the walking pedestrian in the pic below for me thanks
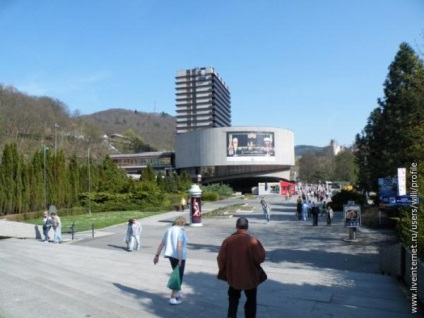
[296,197,302,220]
[301,201,309,221]
[326,205,334,226]
[125,218,133,251]
[153,216,188,305]
[41,210,52,242]
[50,212,62,243]
[311,202,319,226]
[132,218,142,251]
[125,218,142,251]
[265,204,270,224]
[320,201,327,217]
[180,197,186,212]
[260,197,270,223]
[217,217,267,318]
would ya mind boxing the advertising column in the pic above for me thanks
[189,184,203,227]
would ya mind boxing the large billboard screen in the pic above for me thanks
[226,131,275,162]
[378,177,412,206]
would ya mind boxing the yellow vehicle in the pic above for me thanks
[342,184,354,191]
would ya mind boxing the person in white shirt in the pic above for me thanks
[302,201,309,221]
[50,212,62,243]
[131,218,142,251]
[153,216,188,305]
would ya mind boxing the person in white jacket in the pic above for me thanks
[50,212,62,243]
[126,218,142,251]
[153,216,188,305]
[131,218,142,251]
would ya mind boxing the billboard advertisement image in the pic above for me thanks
[227,131,275,162]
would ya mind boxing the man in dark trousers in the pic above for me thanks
[296,196,303,220]
[217,217,267,318]
[311,202,320,226]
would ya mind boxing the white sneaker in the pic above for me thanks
[169,298,182,305]
[176,291,182,300]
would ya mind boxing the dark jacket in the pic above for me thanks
[217,230,266,290]
[311,206,320,216]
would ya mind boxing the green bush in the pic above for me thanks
[201,191,219,202]
[79,191,170,213]
[166,193,185,206]
[331,190,367,211]
[201,183,233,197]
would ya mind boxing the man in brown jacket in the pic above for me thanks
[217,217,267,318]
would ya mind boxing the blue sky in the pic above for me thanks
[1,0,423,147]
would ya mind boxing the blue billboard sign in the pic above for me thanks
[378,177,413,206]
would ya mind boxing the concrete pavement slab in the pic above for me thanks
[0,195,420,317]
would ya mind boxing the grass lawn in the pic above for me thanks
[25,201,250,232]
[26,211,161,233]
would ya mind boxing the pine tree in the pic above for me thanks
[67,154,80,207]
[356,42,424,193]
[30,149,44,211]
[1,144,16,214]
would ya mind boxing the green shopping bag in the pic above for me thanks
[167,266,181,290]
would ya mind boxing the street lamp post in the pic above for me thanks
[43,146,49,209]
[54,123,59,154]
[88,148,92,217]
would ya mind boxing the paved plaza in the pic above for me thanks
[0,195,420,317]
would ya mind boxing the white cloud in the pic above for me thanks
[14,70,111,97]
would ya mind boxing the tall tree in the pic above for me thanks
[29,149,44,211]
[298,151,320,183]
[333,151,356,183]
[20,154,31,213]
[0,144,17,213]
[67,154,80,207]
[356,42,424,193]
[97,155,129,193]
[50,150,67,207]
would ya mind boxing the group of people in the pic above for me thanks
[43,210,143,251]
[153,215,266,318]
[39,202,264,317]
[43,195,342,317]
[296,197,334,226]
[298,183,332,203]
[41,210,62,243]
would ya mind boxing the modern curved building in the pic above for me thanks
[114,68,295,193]
[175,126,295,191]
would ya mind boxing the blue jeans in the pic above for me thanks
[42,226,51,241]
[54,228,62,243]
[129,235,141,250]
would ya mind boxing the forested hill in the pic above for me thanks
[0,85,176,159]
[82,108,176,151]
[294,145,324,157]
[0,84,327,159]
